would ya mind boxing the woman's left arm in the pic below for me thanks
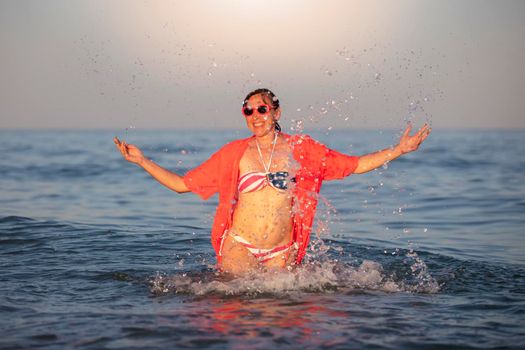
[354,123,431,174]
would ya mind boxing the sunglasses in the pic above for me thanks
[267,171,296,191]
[242,104,273,117]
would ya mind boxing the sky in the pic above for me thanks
[0,0,524,130]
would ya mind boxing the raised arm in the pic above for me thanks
[354,123,431,174]
[113,137,189,193]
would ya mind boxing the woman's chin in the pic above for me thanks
[251,126,273,137]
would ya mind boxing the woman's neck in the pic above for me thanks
[254,130,278,147]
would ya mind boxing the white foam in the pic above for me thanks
[149,258,439,297]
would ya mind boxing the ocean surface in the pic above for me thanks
[1,129,524,349]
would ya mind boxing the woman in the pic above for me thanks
[114,88,430,275]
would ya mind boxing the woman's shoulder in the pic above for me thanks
[213,135,253,155]
[224,135,253,147]
[285,133,325,149]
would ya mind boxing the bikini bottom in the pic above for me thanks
[219,229,297,263]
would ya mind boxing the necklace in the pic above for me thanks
[255,132,278,173]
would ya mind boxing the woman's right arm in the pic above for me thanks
[114,137,189,193]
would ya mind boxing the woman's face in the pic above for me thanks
[243,93,281,137]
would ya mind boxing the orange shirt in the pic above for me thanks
[183,133,359,265]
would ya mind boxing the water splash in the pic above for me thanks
[149,257,439,297]
[289,119,305,133]
[403,250,440,293]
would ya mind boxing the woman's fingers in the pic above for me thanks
[421,127,431,142]
[399,123,431,153]
[402,123,413,139]
[413,124,427,139]
[409,124,430,144]
[417,124,431,139]
[412,125,431,148]
[114,137,129,157]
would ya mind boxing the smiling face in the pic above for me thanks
[243,93,281,137]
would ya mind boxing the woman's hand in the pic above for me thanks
[113,136,189,193]
[398,123,431,154]
[114,137,146,165]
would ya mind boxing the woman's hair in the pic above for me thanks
[243,88,281,132]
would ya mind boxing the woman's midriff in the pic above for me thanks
[230,187,294,248]
[220,186,295,273]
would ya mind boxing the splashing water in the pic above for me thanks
[403,249,440,293]
[149,257,439,297]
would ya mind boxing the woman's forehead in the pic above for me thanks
[247,93,271,105]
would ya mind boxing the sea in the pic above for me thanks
[1,129,524,349]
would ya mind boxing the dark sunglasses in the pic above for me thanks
[267,171,296,190]
[242,104,273,117]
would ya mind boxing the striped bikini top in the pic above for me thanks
[238,132,294,193]
[238,171,294,193]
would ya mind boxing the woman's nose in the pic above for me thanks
[253,112,267,121]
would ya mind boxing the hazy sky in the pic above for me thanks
[1,0,524,130]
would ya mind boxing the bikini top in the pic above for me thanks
[239,132,295,193]
[238,171,295,193]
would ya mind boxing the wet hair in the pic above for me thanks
[243,88,281,132]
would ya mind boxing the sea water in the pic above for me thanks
[1,129,524,349]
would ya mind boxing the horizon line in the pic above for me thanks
[1,126,524,132]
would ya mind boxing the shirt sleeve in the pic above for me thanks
[183,148,222,200]
[301,135,359,181]
[322,148,360,180]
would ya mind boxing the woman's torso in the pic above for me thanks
[230,136,297,248]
